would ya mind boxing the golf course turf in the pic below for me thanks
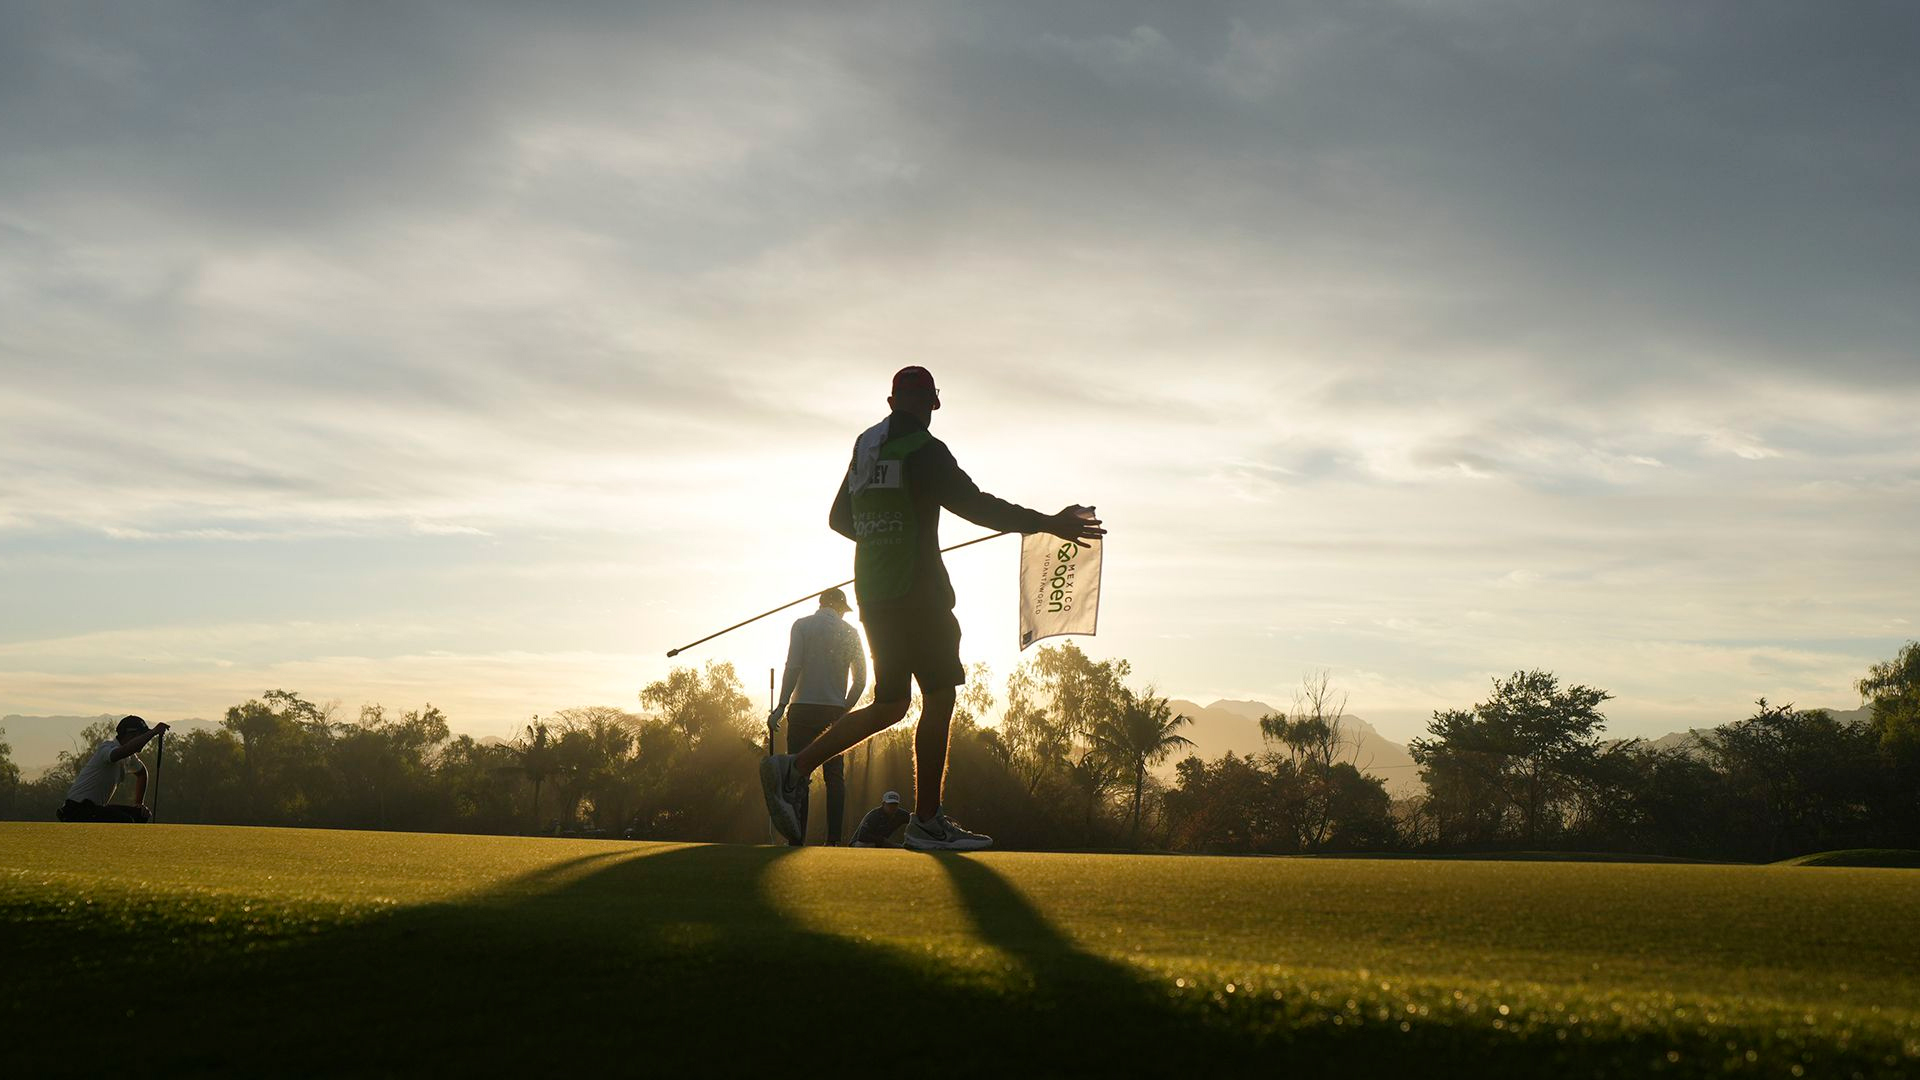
[4,824,1917,1077]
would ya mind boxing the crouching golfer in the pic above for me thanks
[761,365,1104,851]
[847,790,910,848]
[769,586,867,845]
[57,715,169,823]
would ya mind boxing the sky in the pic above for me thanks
[2,1,1916,746]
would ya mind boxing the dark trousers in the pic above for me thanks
[57,800,151,823]
[786,703,847,845]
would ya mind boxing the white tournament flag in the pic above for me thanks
[1019,533,1102,650]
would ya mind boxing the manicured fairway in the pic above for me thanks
[4,824,1917,1077]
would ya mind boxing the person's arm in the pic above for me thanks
[130,763,148,808]
[109,723,169,762]
[929,444,1106,541]
[771,622,804,730]
[885,805,911,840]
[844,624,868,708]
[829,453,856,540]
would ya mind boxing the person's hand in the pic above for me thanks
[1045,505,1105,543]
[766,707,783,735]
[154,722,171,735]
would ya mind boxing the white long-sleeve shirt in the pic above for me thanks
[777,607,868,709]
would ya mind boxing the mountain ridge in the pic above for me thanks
[1161,698,1425,797]
[2,714,222,777]
[1158,700,1875,797]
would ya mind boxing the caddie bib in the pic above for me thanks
[850,429,933,604]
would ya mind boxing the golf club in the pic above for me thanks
[150,730,165,823]
[665,530,1011,658]
[767,666,778,845]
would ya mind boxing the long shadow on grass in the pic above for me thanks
[934,853,1174,1012]
[9,844,1889,1078]
[7,844,1261,1075]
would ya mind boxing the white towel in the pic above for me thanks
[846,417,891,495]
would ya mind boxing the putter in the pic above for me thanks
[150,731,165,823]
[767,666,778,845]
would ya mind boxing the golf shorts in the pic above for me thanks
[862,606,965,703]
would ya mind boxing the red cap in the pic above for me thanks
[890,366,940,409]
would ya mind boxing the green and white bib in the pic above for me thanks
[849,428,933,603]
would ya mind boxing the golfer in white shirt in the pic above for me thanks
[57,715,169,823]
[768,588,867,845]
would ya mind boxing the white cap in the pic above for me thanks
[881,790,901,805]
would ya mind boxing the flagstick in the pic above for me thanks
[150,732,165,823]
[760,664,768,841]
[665,531,1011,658]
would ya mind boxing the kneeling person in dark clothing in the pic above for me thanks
[847,790,911,848]
[57,715,169,823]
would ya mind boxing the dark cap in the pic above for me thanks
[819,587,852,612]
[890,366,940,409]
[116,715,151,740]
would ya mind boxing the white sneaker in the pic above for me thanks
[758,754,804,845]
[903,809,992,851]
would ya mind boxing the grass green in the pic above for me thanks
[4,823,1918,1077]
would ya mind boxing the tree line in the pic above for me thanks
[3,641,1914,862]
[1406,644,1920,861]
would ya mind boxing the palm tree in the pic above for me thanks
[1087,687,1193,847]
[516,720,555,833]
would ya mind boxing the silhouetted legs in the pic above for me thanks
[911,688,956,822]
[789,687,956,824]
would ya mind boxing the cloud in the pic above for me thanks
[410,522,491,538]
[1704,431,1782,461]
[1,2,1915,739]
